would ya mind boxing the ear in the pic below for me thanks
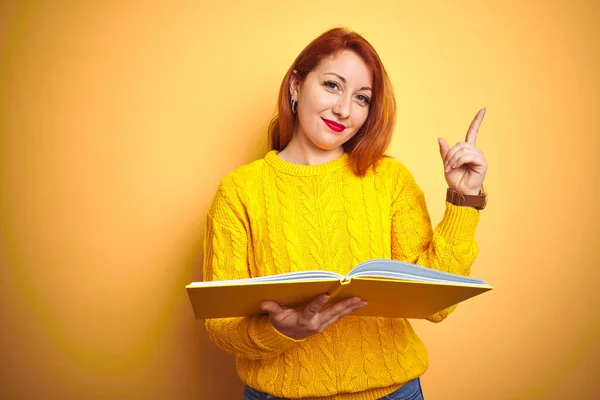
[289,69,299,100]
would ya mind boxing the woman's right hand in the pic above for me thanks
[260,294,368,340]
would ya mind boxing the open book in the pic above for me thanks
[186,258,493,319]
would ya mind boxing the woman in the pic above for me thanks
[202,27,487,400]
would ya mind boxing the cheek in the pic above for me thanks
[353,108,370,129]
[299,94,334,125]
[310,91,336,110]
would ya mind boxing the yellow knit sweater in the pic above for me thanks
[202,150,480,400]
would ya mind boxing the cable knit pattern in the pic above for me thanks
[262,167,279,277]
[277,173,302,274]
[202,151,481,399]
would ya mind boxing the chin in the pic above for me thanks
[310,138,346,151]
[308,132,353,151]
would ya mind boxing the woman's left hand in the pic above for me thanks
[438,108,488,195]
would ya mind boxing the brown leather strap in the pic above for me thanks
[446,187,487,210]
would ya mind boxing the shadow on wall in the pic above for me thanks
[192,133,269,399]
[198,329,243,399]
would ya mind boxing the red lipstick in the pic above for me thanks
[322,118,346,133]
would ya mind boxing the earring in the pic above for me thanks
[291,98,297,114]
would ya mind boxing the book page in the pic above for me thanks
[347,259,486,285]
[188,270,342,287]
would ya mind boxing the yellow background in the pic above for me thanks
[1,1,598,399]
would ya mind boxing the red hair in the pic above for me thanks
[268,27,396,176]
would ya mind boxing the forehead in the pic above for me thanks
[313,51,372,87]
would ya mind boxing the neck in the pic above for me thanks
[278,134,344,165]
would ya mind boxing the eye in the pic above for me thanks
[324,80,340,91]
[356,94,371,105]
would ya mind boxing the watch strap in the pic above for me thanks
[446,187,487,210]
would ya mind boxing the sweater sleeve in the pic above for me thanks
[390,164,480,323]
[202,181,303,360]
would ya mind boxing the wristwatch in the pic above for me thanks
[446,186,487,210]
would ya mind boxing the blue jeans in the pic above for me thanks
[242,377,424,400]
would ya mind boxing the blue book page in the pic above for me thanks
[347,259,487,285]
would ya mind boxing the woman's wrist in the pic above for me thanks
[459,187,482,196]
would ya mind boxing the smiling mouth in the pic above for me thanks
[322,118,346,132]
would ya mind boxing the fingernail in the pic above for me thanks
[360,302,368,307]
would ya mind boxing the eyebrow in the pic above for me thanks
[325,72,372,92]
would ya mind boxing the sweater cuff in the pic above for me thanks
[250,315,305,352]
[437,201,480,244]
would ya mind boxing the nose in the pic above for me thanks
[332,95,351,119]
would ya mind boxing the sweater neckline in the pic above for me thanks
[264,150,349,176]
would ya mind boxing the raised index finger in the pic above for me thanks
[465,108,486,145]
